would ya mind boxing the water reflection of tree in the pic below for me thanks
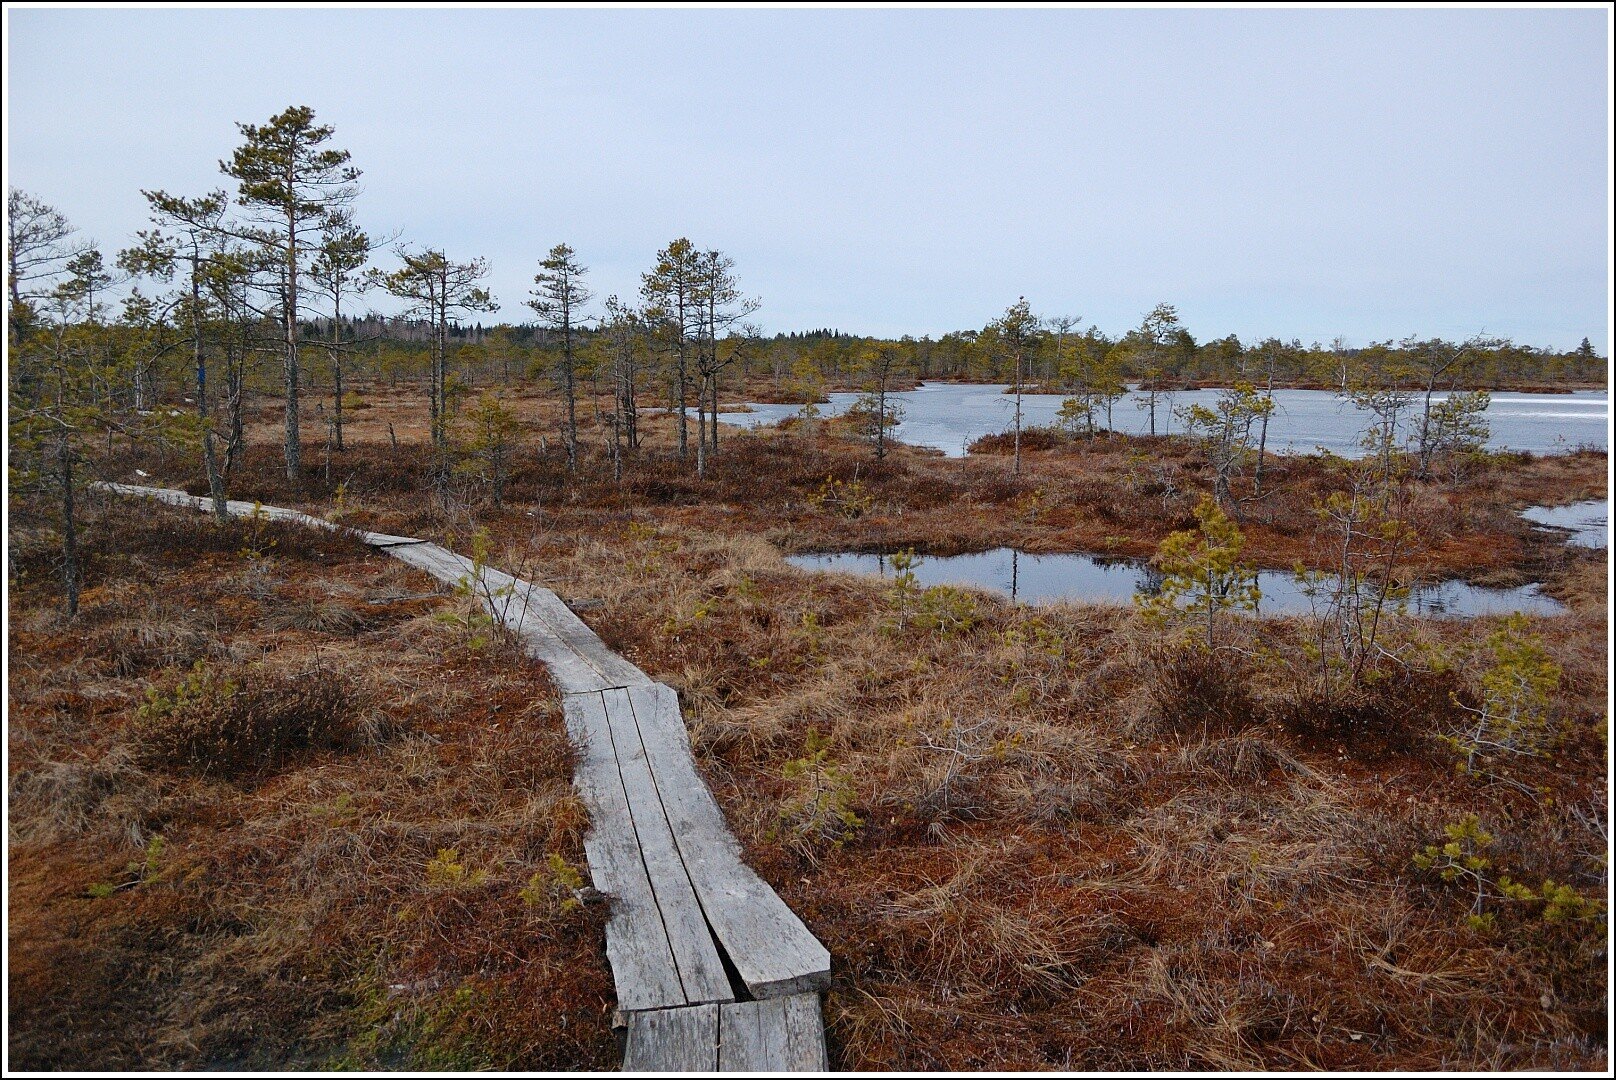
[1135,562,1166,599]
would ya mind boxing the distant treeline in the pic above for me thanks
[299,310,1606,395]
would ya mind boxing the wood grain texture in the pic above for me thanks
[562,692,692,1013]
[717,994,829,1072]
[624,994,828,1073]
[623,683,832,998]
[622,1004,720,1072]
[592,691,733,1006]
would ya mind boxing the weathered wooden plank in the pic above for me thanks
[778,992,830,1072]
[385,540,475,583]
[360,531,428,547]
[479,570,651,690]
[624,683,832,999]
[97,484,834,1067]
[717,997,783,1071]
[389,550,649,694]
[562,692,690,1013]
[622,1004,720,1072]
[598,688,733,1006]
[716,994,828,1072]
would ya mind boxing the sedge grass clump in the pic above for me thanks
[1266,662,1460,759]
[1146,643,1257,738]
[131,660,368,780]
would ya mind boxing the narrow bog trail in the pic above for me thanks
[100,484,832,1072]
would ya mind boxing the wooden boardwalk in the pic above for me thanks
[99,484,832,1072]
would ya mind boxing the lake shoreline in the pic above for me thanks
[716,380,1609,459]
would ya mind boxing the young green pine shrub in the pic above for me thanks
[913,584,980,638]
[239,502,278,561]
[455,391,522,508]
[1441,614,1563,783]
[436,528,505,650]
[776,728,863,855]
[1054,396,1093,438]
[1415,815,1607,935]
[425,848,489,889]
[883,549,922,633]
[807,473,874,519]
[880,551,979,638]
[329,480,352,522]
[1138,495,1259,649]
[797,610,827,662]
[1414,814,1501,931]
[131,660,369,780]
[86,835,168,899]
[520,853,587,912]
[1499,876,1607,930]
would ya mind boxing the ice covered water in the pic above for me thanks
[1520,499,1608,549]
[718,383,1608,459]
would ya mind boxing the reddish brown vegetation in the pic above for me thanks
[13,388,1608,1071]
[7,501,616,1070]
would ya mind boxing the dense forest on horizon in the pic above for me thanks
[295,312,1609,395]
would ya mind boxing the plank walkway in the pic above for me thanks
[98,483,831,1072]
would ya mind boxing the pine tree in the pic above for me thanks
[221,106,360,481]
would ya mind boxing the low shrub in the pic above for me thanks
[131,661,375,780]
[1267,665,1463,759]
[965,426,1066,454]
[1146,644,1259,737]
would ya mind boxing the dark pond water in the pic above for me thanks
[786,548,1565,618]
[1520,499,1608,549]
[718,382,1608,458]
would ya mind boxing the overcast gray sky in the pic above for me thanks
[5,5,1610,350]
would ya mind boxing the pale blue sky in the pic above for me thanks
[6,6,1610,350]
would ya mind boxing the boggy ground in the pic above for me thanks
[236,383,1604,586]
[6,501,616,1070]
[32,386,1611,1070]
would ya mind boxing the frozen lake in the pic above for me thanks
[718,382,1608,458]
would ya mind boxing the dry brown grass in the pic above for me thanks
[7,500,615,1070]
[23,388,1610,1071]
[505,517,1605,1071]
